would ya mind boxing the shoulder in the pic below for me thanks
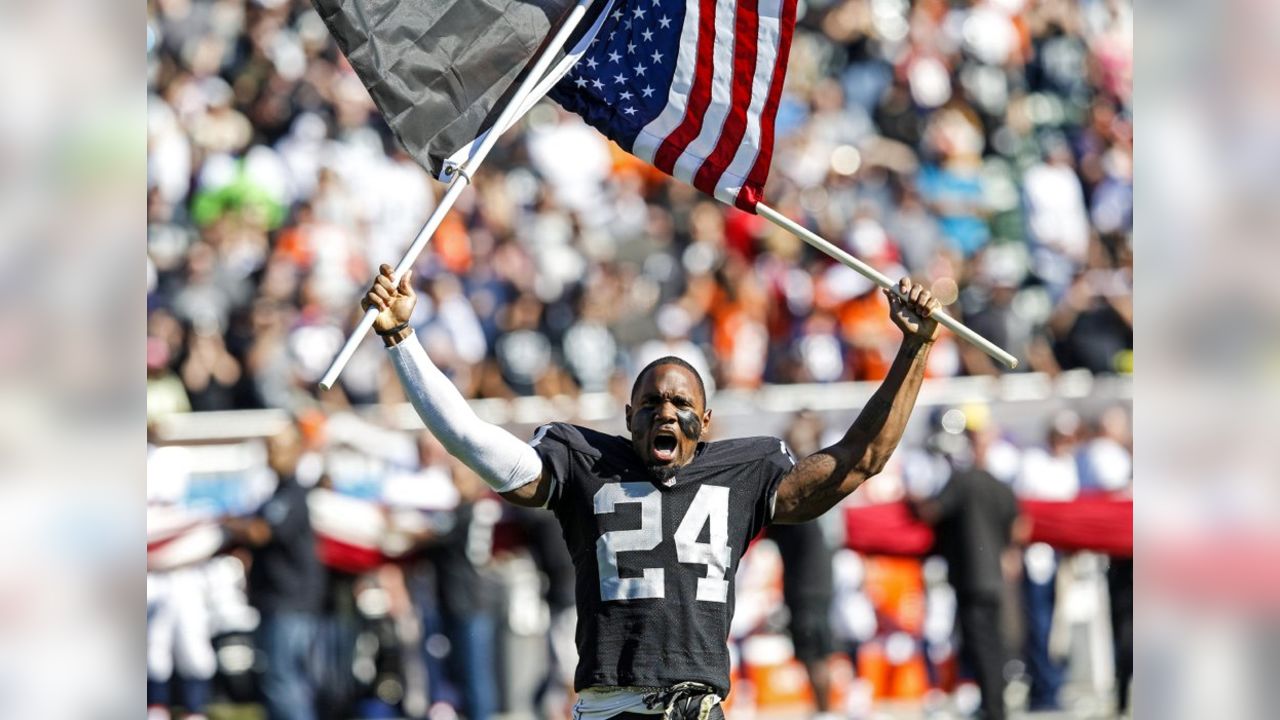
[958,469,1012,496]
[530,422,631,460]
[701,436,796,468]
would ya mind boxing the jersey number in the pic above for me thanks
[593,483,731,603]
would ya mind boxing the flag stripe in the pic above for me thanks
[632,0,702,162]
[651,0,720,173]
[692,0,759,194]
[670,0,743,181]
[713,0,782,204]
[736,0,795,209]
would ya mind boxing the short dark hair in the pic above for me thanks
[630,356,708,407]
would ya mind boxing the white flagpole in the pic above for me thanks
[319,0,599,391]
[756,203,1019,369]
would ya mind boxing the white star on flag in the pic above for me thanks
[585,57,598,69]
[545,0,801,215]
[575,76,588,88]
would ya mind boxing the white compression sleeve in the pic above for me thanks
[387,333,544,493]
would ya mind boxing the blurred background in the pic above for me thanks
[141,0,1136,718]
[7,0,1280,715]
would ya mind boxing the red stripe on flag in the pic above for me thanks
[735,0,796,212]
[653,0,720,173]
[692,0,759,193]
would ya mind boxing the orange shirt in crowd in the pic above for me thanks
[837,291,899,381]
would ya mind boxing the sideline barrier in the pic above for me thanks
[153,370,1131,444]
[843,495,1133,557]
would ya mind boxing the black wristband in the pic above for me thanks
[375,321,411,337]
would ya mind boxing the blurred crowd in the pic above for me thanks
[147,0,1133,420]
[147,401,1132,719]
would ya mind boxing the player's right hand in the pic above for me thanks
[885,276,941,342]
[361,264,416,333]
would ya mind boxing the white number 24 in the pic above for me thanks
[593,483,731,603]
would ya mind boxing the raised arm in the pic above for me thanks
[363,265,551,508]
[772,278,940,523]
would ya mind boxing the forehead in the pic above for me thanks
[633,364,704,405]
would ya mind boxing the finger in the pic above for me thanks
[898,277,911,296]
[372,283,392,304]
[364,293,387,312]
[398,269,413,296]
[380,263,394,278]
[926,297,941,316]
[909,283,923,304]
[374,274,397,294]
[916,289,933,310]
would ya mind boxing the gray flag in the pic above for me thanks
[312,0,595,177]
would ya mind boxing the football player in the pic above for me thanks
[362,264,940,719]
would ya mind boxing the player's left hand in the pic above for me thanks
[886,277,941,342]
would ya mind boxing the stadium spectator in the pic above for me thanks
[1023,136,1092,303]
[147,335,192,422]
[1108,555,1133,715]
[1048,252,1134,375]
[146,0,1132,414]
[224,422,327,720]
[509,502,580,719]
[1014,410,1084,711]
[958,245,1060,376]
[1078,404,1133,493]
[1079,405,1134,713]
[909,456,1024,720]
[180,320,244,411]
[419,459,503,720]
[633,303,717,397]
[767,409,838,719]
[148,436,216,720]
[147,568,218,720]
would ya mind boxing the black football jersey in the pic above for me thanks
[530,422,796,696]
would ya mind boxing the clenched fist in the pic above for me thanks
[361,264,416,344]
[885,277,941,342]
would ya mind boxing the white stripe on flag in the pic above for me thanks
[671,0,741,182]
[713,0,782,204]
[633,0,704,163]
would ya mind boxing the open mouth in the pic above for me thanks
[651,433,678,463]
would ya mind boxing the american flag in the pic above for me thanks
[548,0,797,212]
